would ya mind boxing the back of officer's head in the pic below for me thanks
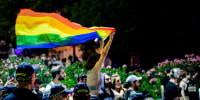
[15,62,38,87]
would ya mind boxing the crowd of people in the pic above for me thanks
[0,31,200,100]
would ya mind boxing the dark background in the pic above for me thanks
[0,0,199,69]
[111,2,200,69]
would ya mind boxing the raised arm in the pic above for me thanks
[95,31,115,72]
[96,39,104,54]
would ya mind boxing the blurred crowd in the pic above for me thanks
[1,62,199,100]
[0,32,200,100]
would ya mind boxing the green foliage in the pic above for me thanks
[61,62,88,89]
[0,55,51,87]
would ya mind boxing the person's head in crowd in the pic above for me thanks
[76,73,87,84]
[100,73,114,98]
[165,66,171,75]
[0,85,17,99]
[111,73,122,90]
[15,62,39,89]
[73,83,91,100]
[49,84,73,100]
[124,75,142,91]
[169,68,180,79]
[84,53,100,70]
[34,77,43,92]
[51,65,66,82]
[104,73,112,89]
[51,55,57,61]
[41,53,46,58]
[0,39,6,46]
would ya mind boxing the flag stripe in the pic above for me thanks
[17,32,101,49]
[16,24,111,39]
[18,9,81,29]
[17,32,100,45]
[16,15,99,36]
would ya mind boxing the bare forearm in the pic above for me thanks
[101,32,114,57]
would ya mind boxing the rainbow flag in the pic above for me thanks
[15,9,116,49]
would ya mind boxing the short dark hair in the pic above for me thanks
[77,73,87,82]
[35,77,43,85]
[165,67,171,73]
[98,93,111,100]
[124,80,137,89]
[51,65,63,79]
[84,53,100,70]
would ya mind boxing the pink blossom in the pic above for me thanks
[142,70,145,73]
[157,62,161,67]
[164,59,169,64]
[8,65,14,69]
[180,69,183,73]
[0,70,4,74]
[154,89,158,93]
[5,72,8,75]
[196,55,200,61]
[7,59,10,63]
[188,58,196,62]
[185,54,189,58]
[106,65,111,69]
[122,64,127,67]
[149,78,158,84]
[41,57,45,60]
[4,64,8,66]
[158,72,162,76]
[146,71,151,76]
[150,68,155,72]
[189,54,194,57]
[195,73,198,76]
[75,74,78,77]
[12,54,17,57]
[14,65,18,69]
[44,71,50,75]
